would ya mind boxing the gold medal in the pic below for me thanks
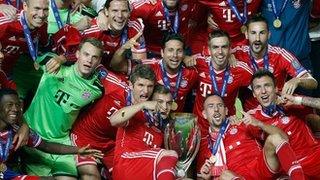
[171,101,178,111]
[240,25,247,33]
[273,18,282,28]
[0,163,7,172]
[209,155,216,163]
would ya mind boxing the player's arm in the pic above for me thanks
[110,101,158,127]
[36,52,65,73]
[110,31,143,73]
[37,141,103,158]
[282,73,318,95]
[283,94,320,110]
[241,111,288,139]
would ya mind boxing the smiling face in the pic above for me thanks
[252,75,277,108]
[202,95,228,130]
[23,0,49,29]
[0,94,22,127]
[105,0,130,33]
[161,39,184,74]
[246,21,270,59]
[76,42,102,78]
[131,77,155,103]
[209,36,230,70]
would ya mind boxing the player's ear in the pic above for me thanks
[225,107,228,116]
[104,8,109,17]
[161,49,164,58]
[129,81,133,90]
[76,50,80,59]
[202,109,207,120]
[245,28,249,40]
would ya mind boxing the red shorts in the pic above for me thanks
[299,148,320,178]
[71,133,114,172]
[113,149,164,180]
[234,149,276,180]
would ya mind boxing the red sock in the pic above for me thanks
[276,141,305,180]
[156,155,178,180]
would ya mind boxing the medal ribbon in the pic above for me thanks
[227,0,248,25]
[20,11,39,61]
[209,61,230,97]
[249,48,269,72]
[51,0,71,29]
[262,103,285,116]
[120,27,128,46]
[160,60,183,101]
[270,0,289,20]
[5,0,20,9]
[0,129,13,162]
[162,1,179,33]
[208,119,229,155]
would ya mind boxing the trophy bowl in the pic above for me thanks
[164,113,201,178]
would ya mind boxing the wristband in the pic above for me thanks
[294,96,303,105]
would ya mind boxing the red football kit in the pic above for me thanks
[233,44,308,111]
[193,57,253,136]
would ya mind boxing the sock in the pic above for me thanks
[156,155,178,180]
[276,141,305,180]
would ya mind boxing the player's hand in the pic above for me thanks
[198,156,215,180]
[241,111,260,127]
[13,122,30,151]
[71,0,85,14]
[207,13,219,30]
[97,10,109,31]
[73,16,92,31]
[78,144,104,159]
[183,55,197,67]
[121,31,143,51]
[281,94,302,106]
[282,77,300,95]
[229,115,242,125]
[46,55,66,74]
[0,4,17,20]
[147,0,157,5]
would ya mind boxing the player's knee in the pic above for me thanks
[266,133,287,148]
[78,165,101,180]
[220,170,241,180]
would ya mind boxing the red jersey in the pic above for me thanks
[0,11,48,75]
[249,105,320,159]
[193,57,253,135]
[143,59,197,112]
[71,71,128,153]
[82,19,145,67]
[199,0,262,45]
[233,44,308,111]
[0,0,22,10]
[197,123,267,178]
[114,111,164,155]
[311,0,320,18]
[0,70,16,89]
[130,0,197,54]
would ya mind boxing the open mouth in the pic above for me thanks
[140,94,149,101]
[260,95,269,103]
[253,41,262,49]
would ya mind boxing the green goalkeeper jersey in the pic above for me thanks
[24,56,102,142]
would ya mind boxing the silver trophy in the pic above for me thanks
[164,113,201,178]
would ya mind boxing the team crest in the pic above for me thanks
[180,79,188,88]
[229,127,238,135]
[82,90,92,99]
[281,116,290,125]
[246,0,252,3]
[181,4,188,11]
[227,75,233,84]
[268,66,274,73]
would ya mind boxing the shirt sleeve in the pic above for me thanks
[27,130,42,148]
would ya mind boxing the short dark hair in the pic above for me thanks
[78,38,104,57]
[162,33,185,49]
[129,64,156,84]
[208,30,230,47]
[246,14,269,30]
[153,84,171,95]
[105,0,130,10]
[209,30,230,42]
[0,88,18,102]
[250,69,276,88]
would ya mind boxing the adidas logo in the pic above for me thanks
[155,11,163,17]
[219,1,226,6]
